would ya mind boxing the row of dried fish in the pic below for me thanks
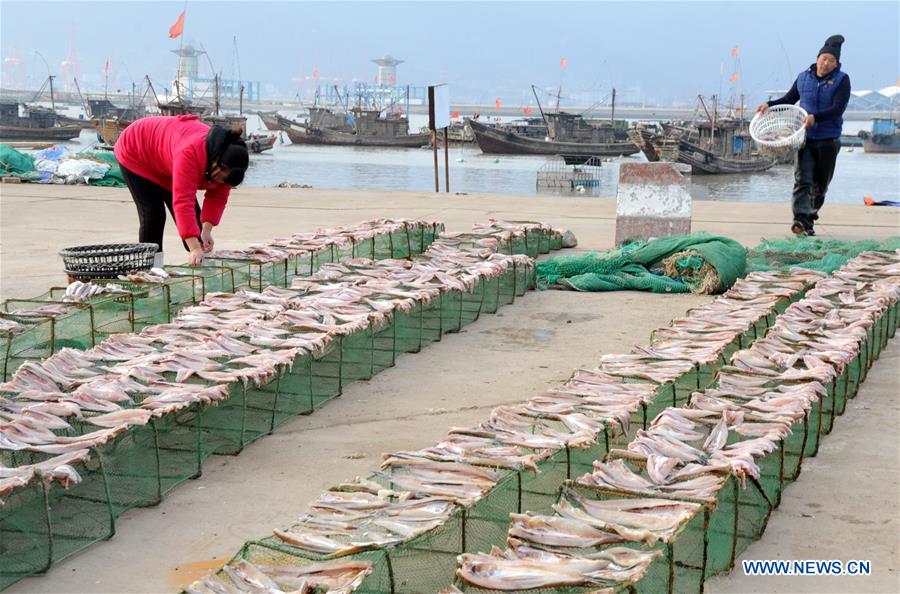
[0,249,533,457]
[0,221,555,528]
[516,252,898,593]
[206,219,443,264]
[184,558,373,594]
[241,268,823,594]
[582,252,898,500]
[1,219,442,330]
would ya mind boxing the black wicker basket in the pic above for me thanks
[60,243,158,281]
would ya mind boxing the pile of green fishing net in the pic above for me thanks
[537,233,900,294]
[537,233,747,294]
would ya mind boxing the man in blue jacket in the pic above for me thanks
[757,35,851,236]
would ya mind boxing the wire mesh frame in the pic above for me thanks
[0,305,95,381]
[183,285,896,594]
[0,229,552,589]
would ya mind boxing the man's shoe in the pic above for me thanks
[791,222,807,236]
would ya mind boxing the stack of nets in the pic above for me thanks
[537,233,747,294]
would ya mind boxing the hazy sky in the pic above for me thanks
[2,1,897,105]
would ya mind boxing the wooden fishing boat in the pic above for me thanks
[637,97,775,174]
[674,136,775,174]
[245,132,277,153]
[0,102,81,142]
[257,111,282,131]
[469,118,638,158]
[271,107,429,148]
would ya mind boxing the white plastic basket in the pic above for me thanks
[750,104,808,149]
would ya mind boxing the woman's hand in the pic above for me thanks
[755,103,769,114]
[200,222,215,253]
[188,247,204,266]
[186,237,205,266]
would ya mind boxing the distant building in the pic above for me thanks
[372,55,403,86]
[848,86,900,111]
[169,44,261,103]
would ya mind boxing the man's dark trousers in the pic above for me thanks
[792,138,841,231]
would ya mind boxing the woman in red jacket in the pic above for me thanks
[114,114,249,266]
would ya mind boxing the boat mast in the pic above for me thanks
[48,75,56,112]
[145,75,164,110]
[531,85,548,125]
[711,94,717,151]
[697,95,713,149]
[610,87,616,125]
[73,77,89,116]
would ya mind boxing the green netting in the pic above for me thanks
[0,302,95,380]
[0,222,467,590]
[747,236,900,274]
[0,144,38,180]
[538,233,747,294]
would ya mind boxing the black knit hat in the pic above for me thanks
[818,35,844,60]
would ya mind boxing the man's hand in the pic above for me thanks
[755,103,769,114]
[200,222,215,253]
[803,114,816,128]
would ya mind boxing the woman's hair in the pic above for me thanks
[219,141,249,186]
[206,125,249,186]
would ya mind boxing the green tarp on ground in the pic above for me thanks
[537,232,747,294]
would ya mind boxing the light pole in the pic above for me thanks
[34,50,56,111]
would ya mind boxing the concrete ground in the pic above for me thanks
[0,185,898,593]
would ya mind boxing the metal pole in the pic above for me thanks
[432,129,439,192]
[610,87,616,125]
[531,84,548,125]
[34,52,55,111]
[443,127,450,192]
[48,75,56,112]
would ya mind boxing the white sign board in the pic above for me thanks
[428,84,450,130]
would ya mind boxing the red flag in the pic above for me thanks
[169,11,185,39]
[731,45,739,58]
[450,111,460,119]
[730,72,739,83]
[560,57,568,69]
[312,67,319,80]
[103,58,110,76]
[495,98,501,109]
[522,107,534,115]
